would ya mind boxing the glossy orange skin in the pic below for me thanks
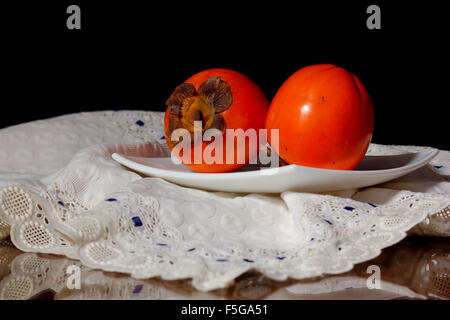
[164,68,269,173]
[265,64,374,170]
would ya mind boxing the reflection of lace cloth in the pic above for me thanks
[0,111,449,291]
[1,238,448,300]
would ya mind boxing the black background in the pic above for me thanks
[2,1,448,149]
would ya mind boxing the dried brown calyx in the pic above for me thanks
[165,77,232,143]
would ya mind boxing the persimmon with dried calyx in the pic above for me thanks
[265,64,375,170]
[164,68,269,173]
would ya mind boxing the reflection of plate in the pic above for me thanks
[112,148,439,193]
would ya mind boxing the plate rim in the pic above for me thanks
[112,148,439,179]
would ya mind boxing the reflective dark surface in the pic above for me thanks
[0,237,448,300]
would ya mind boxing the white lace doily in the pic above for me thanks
[0,111,449,291]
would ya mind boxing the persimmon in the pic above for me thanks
[164,68,269,173]
[265,64,374,170]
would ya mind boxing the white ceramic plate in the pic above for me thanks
[112,148,439,193]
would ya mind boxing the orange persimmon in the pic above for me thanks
[164,68,269,173]
[265,64,374,170]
